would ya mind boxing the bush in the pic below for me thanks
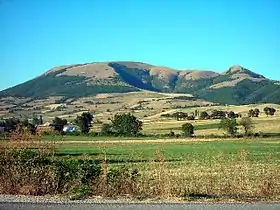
[66,132,81,136]
[87,132,98,137]
[168,130,175,137]
[69,184,90,200]
[106,166,140,196]
[0,148,101,195]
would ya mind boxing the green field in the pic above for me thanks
[53,138,280,164]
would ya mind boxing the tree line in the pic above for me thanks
[0,106,277,138]
[161,106,276,121]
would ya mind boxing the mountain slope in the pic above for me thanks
[1,62,279,105]
[0,64,138,98]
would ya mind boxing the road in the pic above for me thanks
[1,195,279,210]
[1,202,280,210]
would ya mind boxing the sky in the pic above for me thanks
[0,0,280,90]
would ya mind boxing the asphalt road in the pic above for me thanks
[0,195,279,210]
[1,202,280,210]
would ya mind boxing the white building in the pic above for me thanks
[63,125,77,133]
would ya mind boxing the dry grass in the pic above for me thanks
[123,150,280,201]
[1,133,280,201]
[87,149,280,201]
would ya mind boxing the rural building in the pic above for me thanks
[63,125,77,133]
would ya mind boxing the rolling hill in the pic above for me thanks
[1,62,280,105]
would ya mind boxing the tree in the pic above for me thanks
[39,115,43,125]
[254,108,260,117]
[211,110,226,119]
[264,107,269,116]
[264,107,276,116]
[248,109,260,117]
[22,119,36,134]
[270,107,276,116]
[239,117,254,136]
[228,111,236,118]
[194,110,200,117]
[3,118,20,133]
[32,116,40,126]
[111,113,142,136]
[199,111,209,120]
[173,112,188,121]
[182,123,194,137]
[51,117,67,133]
[75,112,93,134]
[187,115,195,120]
[100,123,113,136]
[168,130,175,137]
[248,109,254,117]
[219,118,238,136]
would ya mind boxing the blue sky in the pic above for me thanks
[1,0,280,90]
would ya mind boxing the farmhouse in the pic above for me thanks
[63,125,77,133]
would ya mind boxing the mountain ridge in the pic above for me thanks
[1,61,279,105]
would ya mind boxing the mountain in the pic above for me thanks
[1,62,280,105]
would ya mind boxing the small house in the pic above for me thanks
[63,125,77,133]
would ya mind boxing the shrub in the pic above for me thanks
[87,132,98,137]
[69,184,90,200]
[168,130,175,137]
[0,147,101,195]
[105,166,140,196]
